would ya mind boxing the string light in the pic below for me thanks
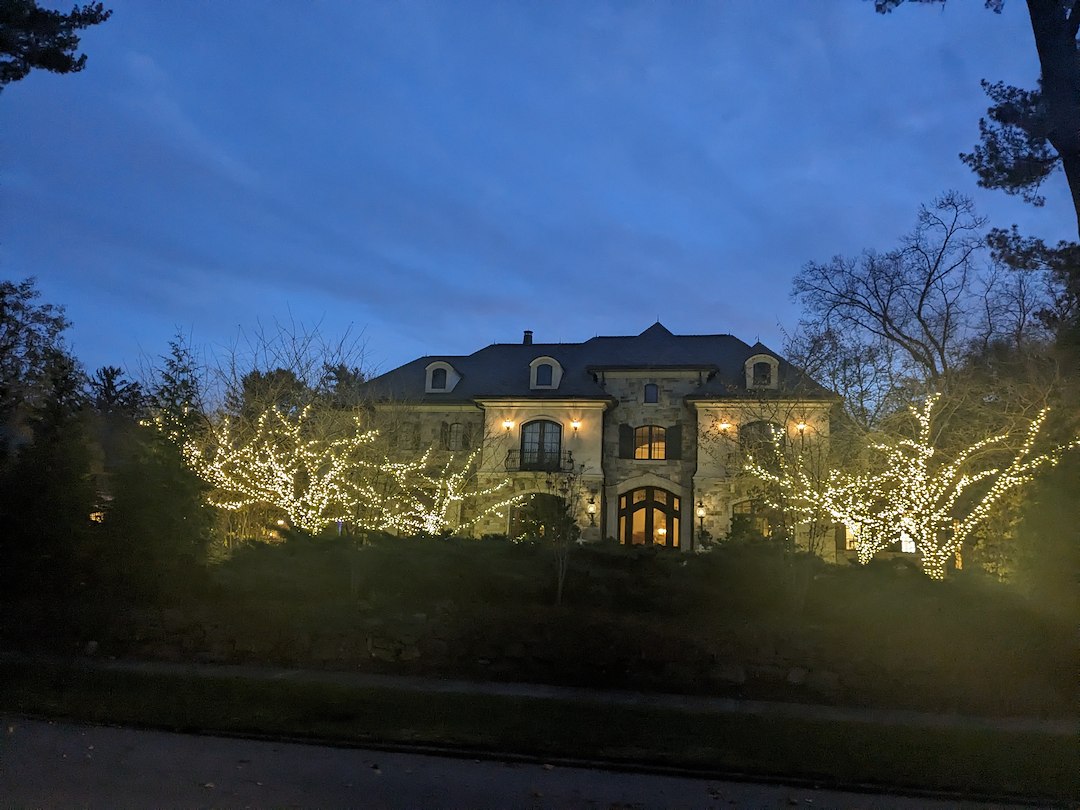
[181,404,381,533]
[745,394,1079,579]
[175,404,523,537]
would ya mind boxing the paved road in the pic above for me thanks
[1,715,1042,809]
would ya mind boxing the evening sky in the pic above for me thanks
[2,1,1073,377]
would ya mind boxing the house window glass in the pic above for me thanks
[752,362,772,386]
[520,420,562,471]
[633,425,666,459]
[740,420,784,470]
[618,487,680,548]
[732,498,781,540]
[535,363,553,386]
[445,422,468,451]
[643,383,659,403]
[430,367,447,390]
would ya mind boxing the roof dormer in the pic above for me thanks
[425,360,461,393]
[745,353,779,391]
[529,356,563,390]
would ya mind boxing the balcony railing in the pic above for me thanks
[504,449,575,472]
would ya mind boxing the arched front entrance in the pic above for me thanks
[618,487,680,548]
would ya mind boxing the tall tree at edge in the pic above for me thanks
[875,1,1080,238]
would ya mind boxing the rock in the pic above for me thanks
[368,636,399,662]
[806,669,841,699]
[369,645,397,662]
[710,663,747,685]
[421,638,449,657]
[749,664,785,683]
[786,667,808,686]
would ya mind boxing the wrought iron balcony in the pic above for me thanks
[504,449,575,472]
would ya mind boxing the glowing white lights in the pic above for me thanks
[746,394,1079,579]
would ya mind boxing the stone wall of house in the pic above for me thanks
[598,370,700,548]
[693,401,837,559]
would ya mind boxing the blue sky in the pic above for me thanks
[2,1,1074,378]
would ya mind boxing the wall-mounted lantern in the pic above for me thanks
[696,500,706,531]
[795,421,807,435]
[502,419,514,431]
[570,419,581,432]
[586,494,597,526]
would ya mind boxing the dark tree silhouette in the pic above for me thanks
[873,1,1080,237]
[0,1,111,91]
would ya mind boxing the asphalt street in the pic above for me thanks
[0,715,1044,809]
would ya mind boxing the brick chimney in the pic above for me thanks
[523,330,533,345]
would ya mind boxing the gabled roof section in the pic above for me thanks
[362,325,834,403]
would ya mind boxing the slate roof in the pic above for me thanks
[363,323,834,404]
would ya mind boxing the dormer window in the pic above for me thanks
[753,362,771,387]
[745,354,779,390]
[425,361,461,393]
[529,356,563,389]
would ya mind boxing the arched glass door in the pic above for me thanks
[618,487,680,548]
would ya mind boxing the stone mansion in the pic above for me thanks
[364,323,838,556]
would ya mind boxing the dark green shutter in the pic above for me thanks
[666,424,681,460]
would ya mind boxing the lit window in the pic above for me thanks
[634,425,666,459]
[618,487,680,547]
[900,531,916,554]
[535,363,553,386]
[430,367,447,390]
[644,383,658,403]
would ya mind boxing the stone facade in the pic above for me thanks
[365,324,838,556]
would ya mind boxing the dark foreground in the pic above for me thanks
[1,715,1045,810]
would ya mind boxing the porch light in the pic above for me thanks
[571,419,581,432]
[502,419,514,431]
[696,500,706,531]
[586,494,597,525]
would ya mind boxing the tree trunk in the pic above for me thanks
[1027,0,1080,238]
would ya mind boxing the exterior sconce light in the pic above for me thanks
[795,421,807,436]
[718,421,731,434]
[695,500,706,531]
[586,494,597,526]
[570,419,581,432]
[502,419,514,431]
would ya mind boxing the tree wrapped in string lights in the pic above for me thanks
[373,447,523,536]
[183,404,380,534]
[746,395,1079,579]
